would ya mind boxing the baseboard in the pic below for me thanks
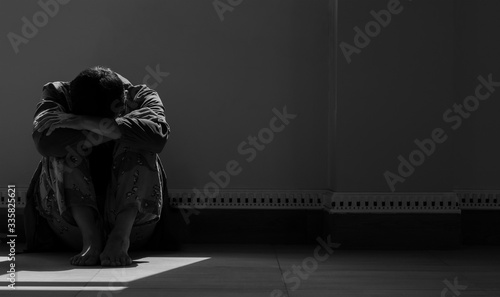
[324,213,462,249]
[168,189,328,209]
[2,187,500,211]
[1,187,499,246]
[326,192,460,213]
[167,208,325,244]
[455,190,500,210]
[170,190,500,212]
[0,186,27,208]
[461,209,500,245]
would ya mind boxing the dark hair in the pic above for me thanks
[69,66,124,118]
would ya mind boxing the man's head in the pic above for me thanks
[70,66,125,118]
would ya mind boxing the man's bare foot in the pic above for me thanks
[70,235,103,266]
[100,234,133,266]
[69,206,104,266]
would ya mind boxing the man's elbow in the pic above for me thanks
[34,139,64,158]
[149,123,169,153]
[32,131,69,158]
[150,135,168,153]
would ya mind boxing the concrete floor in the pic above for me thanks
[0,244,499,297]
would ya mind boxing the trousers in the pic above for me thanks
[35,141,163,250]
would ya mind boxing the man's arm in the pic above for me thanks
[80,116,122,139]
[114,84,170,153]
[32,83,116,157]
[33,80,170,156]
[32,84,86,157]
[43,114,122,140]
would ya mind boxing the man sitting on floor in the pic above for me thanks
[29,66,170,266]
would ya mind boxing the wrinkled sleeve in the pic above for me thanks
[115,84,170,153]
[32,83,88,158]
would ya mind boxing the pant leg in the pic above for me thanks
[37,154,100,251]
[105,144,163,249]
[36,143,164,250]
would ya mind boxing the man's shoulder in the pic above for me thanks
[40,81,70,109]
[42,81,70,94]
[116,72,133,87]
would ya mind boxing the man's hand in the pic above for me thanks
[34,111,84,136]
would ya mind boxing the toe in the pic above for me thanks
[100,254,110,266]
[101,258,111,266]
[84,256,95,266]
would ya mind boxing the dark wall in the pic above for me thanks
[335,0,454,192]
[453,0,500,190]
[2,0,498,194]
[0,0,330,190]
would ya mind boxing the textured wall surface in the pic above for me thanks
[0,0,330,190]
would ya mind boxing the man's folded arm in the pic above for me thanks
[115,85,170,153]
[33,128,88,158]
[32,96,113,157]
[33,82,170,156]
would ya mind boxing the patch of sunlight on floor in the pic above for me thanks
[0,256,211,291]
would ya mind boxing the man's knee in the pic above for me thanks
[113,146,157,172]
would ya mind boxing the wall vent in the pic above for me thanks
[326,192,460,214]
[455,190,500,210]
[168,189,329,209]
[2,187,500,211]
[0,186,27,209]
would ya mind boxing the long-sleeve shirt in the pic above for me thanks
[32,74,170,157]
[25,74,174,252]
